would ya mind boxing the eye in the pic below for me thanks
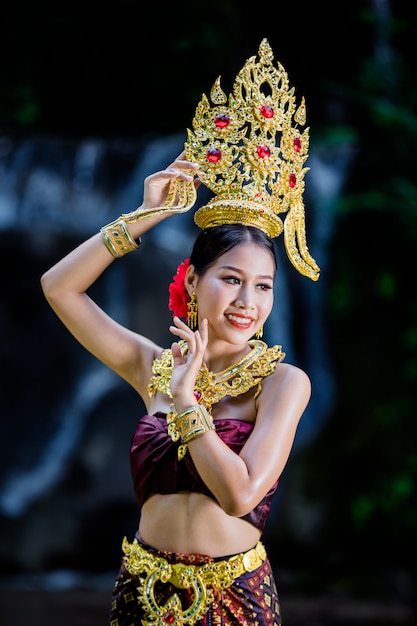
[257,283,273,291]
[223,276,241,285]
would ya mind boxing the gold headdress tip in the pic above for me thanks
[285,248,320,281]
[297,259,320,282]
[194,200,284,239]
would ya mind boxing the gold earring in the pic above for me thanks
[255,326,263,339]
[187,292,198,330]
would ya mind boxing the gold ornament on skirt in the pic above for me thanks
[122,536,267,626]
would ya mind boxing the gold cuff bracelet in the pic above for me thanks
[100,217,141,258]
[175,404,215,444]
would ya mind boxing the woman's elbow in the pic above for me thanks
[40,268,64,304]
[220,490,257,519]
[40,269,54,298]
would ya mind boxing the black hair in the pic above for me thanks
[189,224,277,276]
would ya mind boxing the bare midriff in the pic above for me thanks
[138,492,261,558]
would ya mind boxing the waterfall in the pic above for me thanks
[0,367,118,518]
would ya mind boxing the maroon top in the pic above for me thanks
[130,412,279,532]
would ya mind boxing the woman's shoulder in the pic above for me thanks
[255,360,311,426]
[263,359,311,395]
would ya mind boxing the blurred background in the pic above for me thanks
[0,0,416,624]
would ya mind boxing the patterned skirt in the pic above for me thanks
[109,535,281,625]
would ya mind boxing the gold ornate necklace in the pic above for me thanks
[147,339,285,413]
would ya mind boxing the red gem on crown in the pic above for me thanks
[214,113,231,128]
[257,145,271,159]
[260,104,274,119]
[194,390,202,401]
[293,137,302,152]
[206,148,222,163]
[163,612,175,624]
[289,173,297,188]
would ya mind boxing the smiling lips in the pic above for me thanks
[225,313,255,329]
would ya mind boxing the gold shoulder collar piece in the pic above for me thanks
[147,340,285,411]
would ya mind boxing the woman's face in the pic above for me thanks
[188,242,275,345]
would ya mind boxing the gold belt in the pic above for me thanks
[122,536,266,625]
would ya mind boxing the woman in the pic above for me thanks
[41,40,318,625]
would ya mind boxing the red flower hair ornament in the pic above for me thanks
[168,258,190,319]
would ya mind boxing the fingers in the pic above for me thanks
[171,340,185,368]
[146,164,198,190]
[168,153,199,173]
[169,317,208,357]
[169,316,198,350]
[193,319,208,357]
[167,162,199,184]
[169,318,208,406]
[142,154,200,212]
[145,157,198,184]
[198,318,208,345]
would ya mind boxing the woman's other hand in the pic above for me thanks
[169,317,208,411]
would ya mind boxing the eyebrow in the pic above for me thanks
[219,265,274,281]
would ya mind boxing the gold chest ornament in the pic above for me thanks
[148,339,285,459]
[148,339,285,411]
[148,339,285,460]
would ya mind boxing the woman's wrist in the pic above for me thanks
[100,217,141,258]
[172,397,200,415]
[175,404,215,444]
[99,204,170,258]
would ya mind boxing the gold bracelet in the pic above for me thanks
[100,217,141,258]
[175,404,215,444]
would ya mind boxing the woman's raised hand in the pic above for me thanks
[168,317,208,411]
[141,152,200,214]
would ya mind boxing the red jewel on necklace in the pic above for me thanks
[163,612,175,624]
[194,389,202,401]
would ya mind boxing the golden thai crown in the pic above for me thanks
[184,38,320,281]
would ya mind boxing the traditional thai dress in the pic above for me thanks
[109,413,281,625]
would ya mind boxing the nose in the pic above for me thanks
[235,285,255,310]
